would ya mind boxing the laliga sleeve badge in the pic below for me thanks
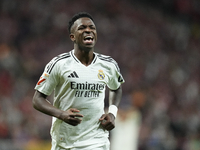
[37,72,49,85]
[98,70,105,80]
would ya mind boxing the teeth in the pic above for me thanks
[84,36,93,40]
[86,36,92,38]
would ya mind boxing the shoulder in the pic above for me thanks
[96,53,117,64]
[51,52,71,63]
[95,53,120,71]
[45,52,71,74]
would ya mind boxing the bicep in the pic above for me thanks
[109,86,122,96]
[32,90,48,108]
[109,86,122,106]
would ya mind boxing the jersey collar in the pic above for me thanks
[71,49,97,66]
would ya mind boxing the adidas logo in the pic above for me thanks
[68,71,79,78]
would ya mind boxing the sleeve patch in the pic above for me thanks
[37,73,49,85]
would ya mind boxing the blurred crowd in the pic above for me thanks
[0,0,200,150]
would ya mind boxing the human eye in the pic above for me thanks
[78,25,85,30]
[90,26,96,30]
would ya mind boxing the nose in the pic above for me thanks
[85,27,91,33]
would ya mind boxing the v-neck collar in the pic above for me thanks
[71,49,97,67]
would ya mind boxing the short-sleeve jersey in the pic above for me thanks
[34,50,125,148]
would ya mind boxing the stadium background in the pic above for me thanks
[0,0,200,150]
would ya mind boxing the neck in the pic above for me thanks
[74,48,94,66]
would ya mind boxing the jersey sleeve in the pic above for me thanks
[107,62,125,90]
[34,58,60,96]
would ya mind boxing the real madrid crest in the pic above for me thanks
[98,70,105,80]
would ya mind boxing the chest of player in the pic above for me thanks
[59,63,109,90]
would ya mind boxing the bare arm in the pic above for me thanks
[108,86,122,107]
[32,90,83,126]
[99,86,122,131]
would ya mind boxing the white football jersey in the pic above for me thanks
[34,50,124,148]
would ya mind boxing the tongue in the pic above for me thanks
[84,39,93,44]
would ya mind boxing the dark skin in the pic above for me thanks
[32,17,122,131]
[70,17,97,66]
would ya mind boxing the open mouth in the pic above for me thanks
[84,36,94,43]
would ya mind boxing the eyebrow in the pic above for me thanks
[78,24,95,28]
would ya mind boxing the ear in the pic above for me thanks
[70,34,75,42]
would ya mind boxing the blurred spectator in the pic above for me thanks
[110,90,145,150]
[0,0,200,149]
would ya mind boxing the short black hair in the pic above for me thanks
[68,12,94,33]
